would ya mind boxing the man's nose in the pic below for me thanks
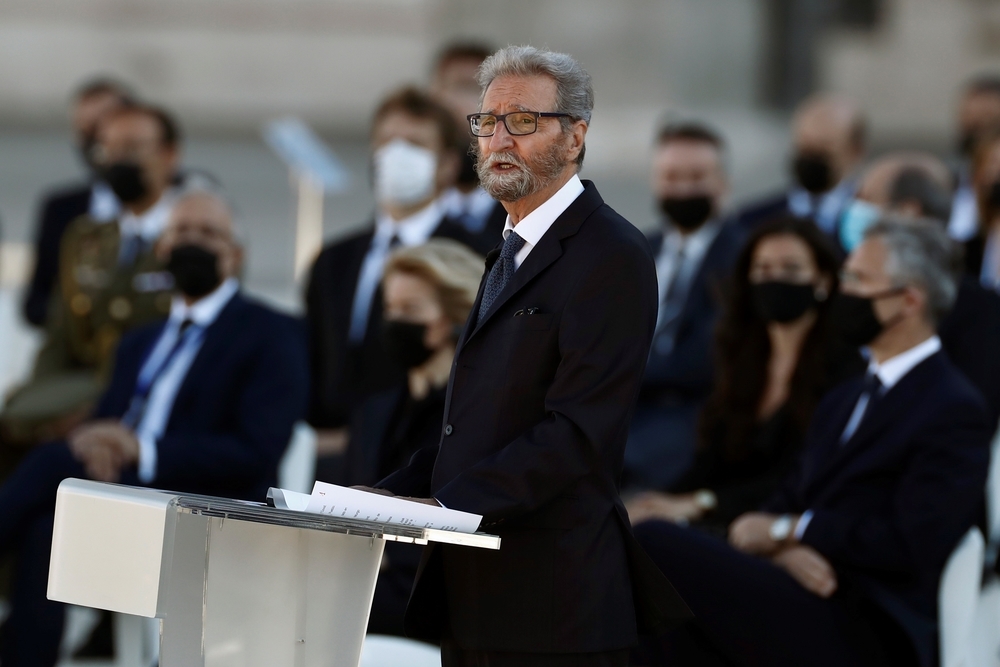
[488,121,515,151]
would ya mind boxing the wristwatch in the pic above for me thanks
[693,489,718,511]
[769,514,794,542]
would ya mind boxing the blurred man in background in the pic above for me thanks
[740,93,867,248]
[22,78,132,326]
[0,104,182,463]
[0,187,309,667]
[624,123,744,491]
[843,152,1000,423]
[636,218,991,667]
[430,42,507,250]
[949,75,1000,241]
[305,87,480,483]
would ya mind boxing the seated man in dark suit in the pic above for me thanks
[0,188,310,667]
[737,94,866,248]
[634,217,992,667]
[305,87,482,481]
[624,122,744,490]
[23,78,131,327]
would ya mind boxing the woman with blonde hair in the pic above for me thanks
[344,238,483,636]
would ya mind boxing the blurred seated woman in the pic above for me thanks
[344,238,483,636]
[627,217,863,535]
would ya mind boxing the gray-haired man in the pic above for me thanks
[635,218,992,667]
[370,45,688,666]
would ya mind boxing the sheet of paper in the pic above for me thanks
[305,481,482,533]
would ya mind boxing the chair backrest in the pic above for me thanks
[360,635,440,667]
[939,527,985,667]
[277,421,317,493]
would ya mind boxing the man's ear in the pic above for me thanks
[566,120,588,164]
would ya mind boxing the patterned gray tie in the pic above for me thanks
[477,231,526,326]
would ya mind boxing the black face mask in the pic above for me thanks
[102,161,148,203]
[958,131,978,158]
[167,245,222,298]
[659,196,713,231]
[792,153,834,194]
[382,320,435,369]
[751,281,819,324]
[828,288,906,347]
[456,143,480,186]
[989,181,1000,209]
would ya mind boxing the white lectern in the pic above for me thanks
[47,479,499,667]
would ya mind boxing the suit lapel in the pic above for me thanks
[804,352,942,495]
[463,181,603,343]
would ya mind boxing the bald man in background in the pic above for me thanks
[841,152,1000,423]
[738,94,867,248]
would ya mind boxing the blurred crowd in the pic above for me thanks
[0,40,998,667]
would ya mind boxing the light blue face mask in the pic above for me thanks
[839,199,882,252]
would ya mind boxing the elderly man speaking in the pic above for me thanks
[370,45,688,666]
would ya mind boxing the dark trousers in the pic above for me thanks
[632,520,917,667]
[441,642,629,667]
[0,441,139,667]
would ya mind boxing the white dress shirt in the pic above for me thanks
[135,278,240,482]
[89,181,121,223]
[794,335,942,540]
[118,191,174,246]
[347,199,445,343]
[502,174,584,269]
[787,175,857,236]
[948,167,979,242]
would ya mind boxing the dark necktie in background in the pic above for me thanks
[121,319,198,428]
[477,231,525,326]
[840,371,884,444]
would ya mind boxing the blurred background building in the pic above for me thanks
[0,0,997,386]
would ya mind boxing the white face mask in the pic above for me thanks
[373,138,438,208]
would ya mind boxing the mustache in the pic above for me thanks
[480,151,530,171]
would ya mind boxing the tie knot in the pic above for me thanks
[502,231,526,258]
[863,371,883,396]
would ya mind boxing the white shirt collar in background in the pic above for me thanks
[866,335,941,390]
[89,181,121,222]
[375,198,444,247]
[119,190,174,244]
[168,277,240,328]
[502,174,584,269]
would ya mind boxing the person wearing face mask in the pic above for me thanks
[0,104,183,461]
[623,122,745,492]
[961,130,1000,289]
[341,239,482,637]
[634,218,991,667]
[22,78,133,327]
[305,87,481,485]
[429,42,508,249]
[0,187,309,667]
[627,217,862,536]
[737,94,867,250]
[948,75,1000,242]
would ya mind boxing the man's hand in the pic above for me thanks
[67,420,141,482]
[728,512,798,556]
[625,491,704,525]
[772,545,838,598]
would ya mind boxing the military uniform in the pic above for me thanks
[0,213,173,453]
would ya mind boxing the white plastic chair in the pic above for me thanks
[939,527,986,667]
[360,634,440,667]
[278,421,317,493]
[985,427,1000,569]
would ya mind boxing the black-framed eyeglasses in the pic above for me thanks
[467,111,573,137]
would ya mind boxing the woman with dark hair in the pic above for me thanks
[627,216,863,534]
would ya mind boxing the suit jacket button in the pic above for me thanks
[444,424,453,436]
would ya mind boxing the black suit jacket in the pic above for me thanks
[939,277,1000,424]
[304,217,481,429]
[24,184,92,326]
[379,181,689,652]
[763,350,992,667]
[641,220,745,401]
[94,292,310,501]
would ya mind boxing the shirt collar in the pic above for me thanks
[168,277,240,328]
[867,335,941,390]
[119,190,175,243]
[502,174,585,246]
[375,199,444,247]
[661,217,722,257]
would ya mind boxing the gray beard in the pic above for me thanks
[475,141,568,202]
